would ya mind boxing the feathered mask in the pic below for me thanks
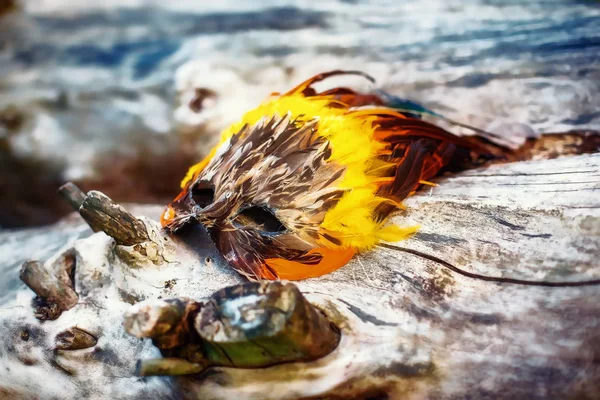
[161,70,504,280]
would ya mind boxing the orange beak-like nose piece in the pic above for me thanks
[160,205,176,228]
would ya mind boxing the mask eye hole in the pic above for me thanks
[191,182,214,209]
[234,206,286,234]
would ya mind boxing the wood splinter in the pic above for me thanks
[58,182,149,246]
[136,358,208,377]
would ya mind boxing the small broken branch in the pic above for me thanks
[58,182,87,214]
[58,182,150,246]
[19,251,78,320]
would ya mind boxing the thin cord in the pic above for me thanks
[379,243,600,287]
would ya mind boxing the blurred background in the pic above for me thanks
[1,0,599,228]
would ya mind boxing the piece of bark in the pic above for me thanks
[124,298,199,350]
[505,130,600,162]
[30,296,63,321]
[55,327,97,350]
[78,190,150,246]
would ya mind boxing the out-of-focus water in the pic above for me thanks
[1,0,599,226]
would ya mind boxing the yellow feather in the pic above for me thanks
[375,224,420,243]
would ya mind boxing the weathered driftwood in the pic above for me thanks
[0,133,598,399]
[195,281,340,368]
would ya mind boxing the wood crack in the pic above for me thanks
[379,243,600,287]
